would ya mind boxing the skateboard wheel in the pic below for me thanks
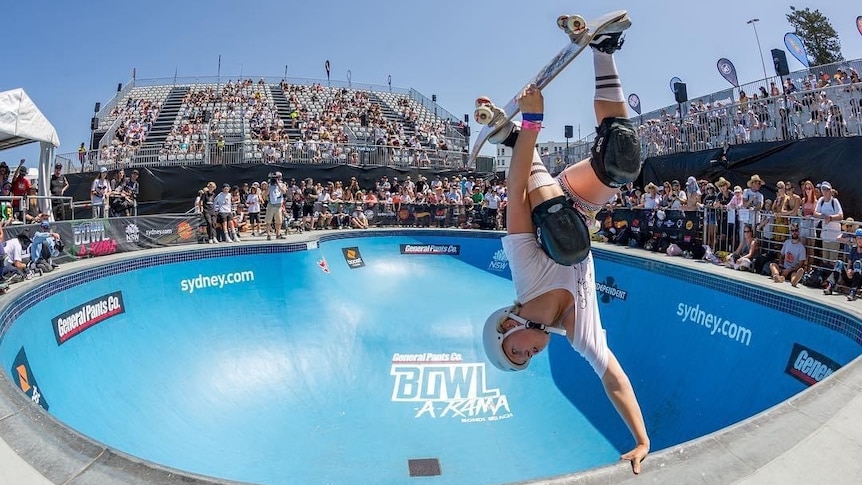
[474,105,494,125]
[566,15,586,35]
[556,15,569,31]
[475,96,492,108]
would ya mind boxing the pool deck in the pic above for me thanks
[0,229,860,485]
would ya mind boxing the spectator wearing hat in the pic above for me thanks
[814,181,844,265]
[31,220,62,272]
[742,174,764,241]
[91,167,111,219]
[265,172,287,241]
[49,163,70,221]
[246,182,262,236]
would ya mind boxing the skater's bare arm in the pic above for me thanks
[601,351,650,474]
[506,85,543,235]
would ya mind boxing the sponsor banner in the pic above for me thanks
[597,208,701,243]
[179,270,255,294]
[400,244,460,255]
[785,343,840,386]
[596,276,628,304]
[783,32,810,68]
[52,291,125,345]
[342,247,366,269]
[1,215,200,263]
[11,347,49,410]
[487,248,509,272]
[716,58,740,87]
[390,352,513,423]
[627,93,642,115]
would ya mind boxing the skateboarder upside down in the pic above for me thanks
[480,18,649,474]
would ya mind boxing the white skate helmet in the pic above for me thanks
[482,305,566,372]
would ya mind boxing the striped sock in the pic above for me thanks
[594,52,624,103]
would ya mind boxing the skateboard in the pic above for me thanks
[470,10,630,162]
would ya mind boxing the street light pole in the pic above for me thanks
[746,18,769,81]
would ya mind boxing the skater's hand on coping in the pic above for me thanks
[621,443,649,474]
[518,84,544,114]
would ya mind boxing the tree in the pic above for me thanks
[786,6,843,66]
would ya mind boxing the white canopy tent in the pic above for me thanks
[0,88,61,212]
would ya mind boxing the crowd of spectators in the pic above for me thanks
[194,172,508,242]
[637,68,862,157]
[88,79,467,169]
[599,171,862,299]
[95,98,161,168]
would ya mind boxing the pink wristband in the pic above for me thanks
[521,120,542,131]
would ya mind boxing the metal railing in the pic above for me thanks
[600,204,856,273]
[635,57,862,124]
[0,195,76,223]
[637,82,861,158]
[58,141,473,173]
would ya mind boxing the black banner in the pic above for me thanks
[596,208,702,244]
[2,214,200,263]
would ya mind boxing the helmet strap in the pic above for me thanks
[503,309,567,337]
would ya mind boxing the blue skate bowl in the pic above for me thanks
[0,230,860,485]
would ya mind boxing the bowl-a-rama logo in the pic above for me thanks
[596,276,627,304]
[390,353,513,424]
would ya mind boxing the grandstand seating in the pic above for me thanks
[87,79,467,170]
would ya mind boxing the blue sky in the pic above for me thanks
[2,0,861,163]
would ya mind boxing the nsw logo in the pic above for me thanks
[785,343,840,386]
[488,249,508,272]
[596,276,628,304]
[125,223,140,243]
[342,246,365,269]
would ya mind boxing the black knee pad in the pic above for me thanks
[590,117,641,188]
[531,196,591,266]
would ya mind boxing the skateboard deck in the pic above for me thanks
[470,10,629,162]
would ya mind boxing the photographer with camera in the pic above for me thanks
[90,167,111,219]
[264,172,287,240]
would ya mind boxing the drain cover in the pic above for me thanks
[408,458,441,477]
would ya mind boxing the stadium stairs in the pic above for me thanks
[143,87,190,145]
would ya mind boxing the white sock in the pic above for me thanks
[594,52,624,103]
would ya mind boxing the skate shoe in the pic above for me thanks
[558,13,631,48]
[589,28,628,54]
[475,97,519,148]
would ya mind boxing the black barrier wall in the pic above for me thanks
[2,215,201,263]
[61,164,490,216]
